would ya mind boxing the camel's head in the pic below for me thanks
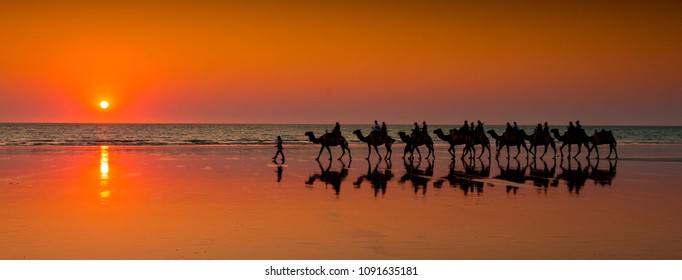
[550,128,559,133]
[352,129,362,135]
[304,131,314,140]
[433,128,443,135]
[486,129,495,135]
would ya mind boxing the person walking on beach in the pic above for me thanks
[273,136,285,162]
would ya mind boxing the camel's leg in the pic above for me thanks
[612,144,618,159]
[574,144,582,158]
[558,143,564,157]
[540,144,548,158]
[448,145,454,158]
[316,145,325,160]
[483,144,491,159]
[514,145,520,159]
[428,145,434,159]
[366,144,372,160]
[506,145,511,159]
[338,146,346,160]
[606,144,614,159]
[415,146,422,159]
[470,145,477,159]
[534,145,540,158]
[373,145,382,160]
[326,146,333,160]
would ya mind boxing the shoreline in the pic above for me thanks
[2,143,682,161]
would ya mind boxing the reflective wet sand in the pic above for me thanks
[1,144,681,259]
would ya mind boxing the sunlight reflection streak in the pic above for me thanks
[99,146,110,200]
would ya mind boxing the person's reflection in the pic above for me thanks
[554,158,590,194]
[276,166,283,182]
[494,158,528,194]
[528,157,556,189]
[353,159,394,197]
[399,157,433,195]
[99,146,111,203]
[304,159,349,196]
[588,158,617,186]
[273,158,285,183]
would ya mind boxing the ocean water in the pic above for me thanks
[0,123,680,146]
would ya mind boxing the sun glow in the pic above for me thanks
[99,100,109,109]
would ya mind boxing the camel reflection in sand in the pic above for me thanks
[553,158,590,194]
[481,157,617,195]
[528,158,557,189]
[433,158,490,196]
[494,158,528,194]
[304,159,350,196]
[353,159,394,197]
[588,158,617,186]
[398,157,434,195]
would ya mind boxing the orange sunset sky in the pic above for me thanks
[1,1,681,125]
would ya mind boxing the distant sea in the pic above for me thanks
[0,123,680,146]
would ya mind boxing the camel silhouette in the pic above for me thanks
[587,130,618,159]
[487,130,529,159]
[469,130,492,159]
[305,131,351,160]
[397,131,434,160]
[550,129,590,158]
[432,128,473,159]
[520,130,557,159]
[352,129,394,160]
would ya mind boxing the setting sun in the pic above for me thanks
[99,101,109,109]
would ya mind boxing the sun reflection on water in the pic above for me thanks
[99,146,110,201]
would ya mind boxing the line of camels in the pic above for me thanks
[304,123,618,161]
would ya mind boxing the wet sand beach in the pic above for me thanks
[1,144,681,259]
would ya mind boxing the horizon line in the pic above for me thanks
[0,121,680,127]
